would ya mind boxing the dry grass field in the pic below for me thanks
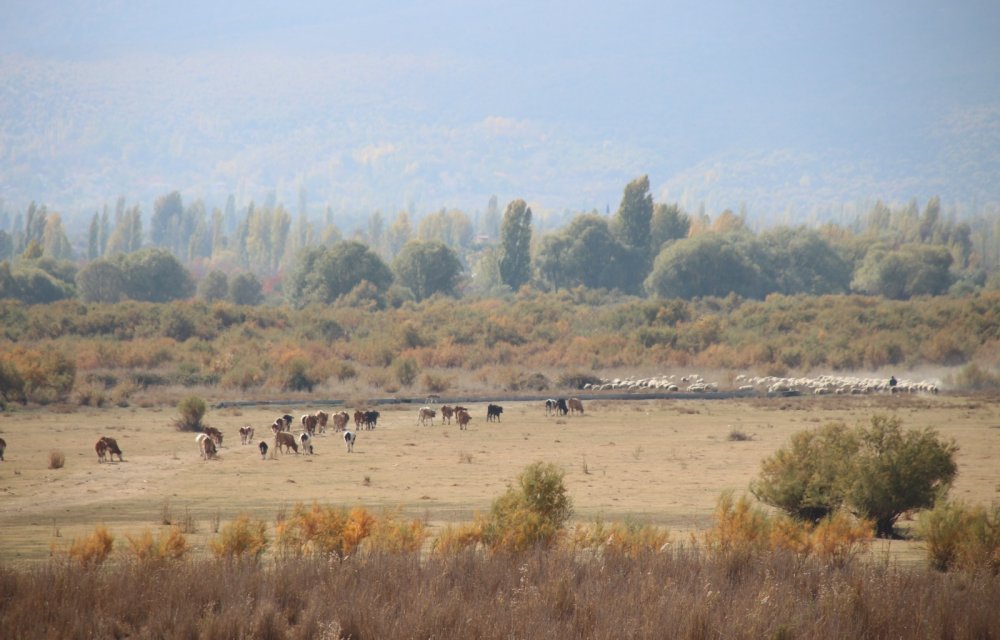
[2,393,998,566]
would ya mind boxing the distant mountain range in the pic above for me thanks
[2,48,998,231]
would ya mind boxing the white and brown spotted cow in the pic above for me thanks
[239,425,255,445]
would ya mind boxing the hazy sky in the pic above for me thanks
[2,1,999,218]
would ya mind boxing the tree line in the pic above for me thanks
[0,179,996,307]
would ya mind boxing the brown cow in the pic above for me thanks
[440,405,454,424]
[316,410,330,434]
[456,409,471,430]
[0,436,6,461]
[101,436,123,462]
[354,410,365,430]
[418,406,436,426]
[95,438,108,463]
[568,398,584,415]
[274,431,298,454]
[302,414,319,436]
[332,411,350,432]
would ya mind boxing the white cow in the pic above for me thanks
[418,406,436,426]
[344,430,356,452]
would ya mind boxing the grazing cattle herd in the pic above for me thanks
[0,373,943,467]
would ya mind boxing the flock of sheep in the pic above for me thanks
[582,372,939,395]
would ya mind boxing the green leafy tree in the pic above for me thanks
[115,248,195,302]
[285,240,393,308]
[229,272,263,306]
[392,240,463,301]
[852,244,954,299]
[751,415,958,538]
[845,415,958,538]
[76,259,126,303]
[645,233,764,299]
[198,270,229,302]
[751,422,858,522]
[498,199,533,290]
[536,215,636,292]
[760,227,852,295]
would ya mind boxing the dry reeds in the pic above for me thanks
[4,546,998,639]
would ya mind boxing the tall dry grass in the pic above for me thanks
[2,548,998,639]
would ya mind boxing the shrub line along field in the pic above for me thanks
[1,393,998,566]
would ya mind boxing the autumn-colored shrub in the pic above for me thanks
[431,521,485,555]
[919,499,1000,573]
[568,517,671,557]
[66,525,114,568]
[125,526,190,564]
[209,515,268,561]
[275,503,375,559]
[366,509,428,554]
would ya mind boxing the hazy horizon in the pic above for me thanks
[2,1,999,226]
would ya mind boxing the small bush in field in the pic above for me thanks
[48,450,66,469]
[173,395,207,431]
[482,462,572,552]
[209,515,268,561]
[919,499,1000,572]
[125,526,190,564]
[67,526,114,567]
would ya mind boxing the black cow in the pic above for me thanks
[363,410,380,430]
[487,404,503,422]
[556,398,569,416]
[259,440,269,460]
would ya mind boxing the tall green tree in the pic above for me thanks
[42,213,73,260]
[392,240,463,301]
[612,175,654,257]
[87,212,101,260]
[151,191,184,252]
[106,205,143,255]
[498,199,533,290]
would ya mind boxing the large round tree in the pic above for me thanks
[392,240,463,302]
[285,240,393,307]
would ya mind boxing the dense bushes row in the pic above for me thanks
[2,290,1000,405]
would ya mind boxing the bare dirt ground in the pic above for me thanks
[1,393,998,565]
